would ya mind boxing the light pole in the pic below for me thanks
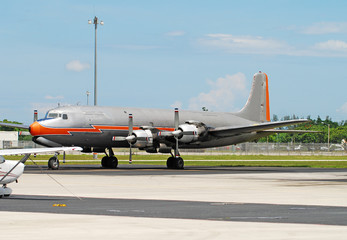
[88,16,104,106]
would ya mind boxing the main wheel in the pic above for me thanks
[101,156,118,169]
[101,156,110,168]
[175,157,184,169]
[109,156,118,168]
[48,157,59,170]
[166,157,175,169]
[167,157,184,169]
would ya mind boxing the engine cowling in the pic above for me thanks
[131,129,153,148]
[177,122,206,143]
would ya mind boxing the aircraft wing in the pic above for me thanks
[0,122,30,129]
[208,119,309,137]
[262,129,321,134]
[0,146,82,156]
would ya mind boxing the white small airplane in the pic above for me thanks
[0,146,82,197]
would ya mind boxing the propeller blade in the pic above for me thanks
[128,113,133,164]
[157,131,172,137]
[174,108,179,130]
[129,114,133,136]
[33,110,38,122]
[174,108,179,158]
[129,144,132,164]
[125,135,136,142]
[113,136,127,141]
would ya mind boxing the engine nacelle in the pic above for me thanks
[132,129,153,148]
[178,122,206,143]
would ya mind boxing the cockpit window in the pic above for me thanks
[0,156,5,163]
[47,113,59,119]
[45,111,68,120]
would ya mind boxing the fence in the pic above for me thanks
[6,141,345,156]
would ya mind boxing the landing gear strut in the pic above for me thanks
[101,148,118,169]
[166,150,184,169]
[166,108,184,169]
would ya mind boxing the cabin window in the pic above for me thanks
[62,114,68,120]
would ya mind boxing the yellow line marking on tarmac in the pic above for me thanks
[52,204,67,207]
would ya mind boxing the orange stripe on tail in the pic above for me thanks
[264,73,271,122]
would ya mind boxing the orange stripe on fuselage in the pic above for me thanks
[29,121,175,136]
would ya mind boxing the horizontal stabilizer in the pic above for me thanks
[209,119,309,137]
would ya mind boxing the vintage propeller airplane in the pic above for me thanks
[0,146,82,197]
[0,72,309,170]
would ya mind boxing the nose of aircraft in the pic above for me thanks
[29,121,42,136]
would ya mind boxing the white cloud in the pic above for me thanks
[189,73,248,112]
[337,102,347,114]
[313,40,347,51]
[301,22,347,35]
[66,60,91,72]
[166,31,185,37]
[45,95,64,100]
[198,33,347,57]
[199,34,292,55]
[171,101,183,109]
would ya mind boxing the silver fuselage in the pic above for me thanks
[30,106,269,149]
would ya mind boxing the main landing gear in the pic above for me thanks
[0,184,12,198]
[166,151,184,169]
[101,148,118,169]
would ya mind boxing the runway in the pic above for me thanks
[3,194,347,226]
[2,165,347,239]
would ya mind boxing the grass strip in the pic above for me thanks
[7,154,347,168]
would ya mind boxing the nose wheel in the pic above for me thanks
[48,156,59,170]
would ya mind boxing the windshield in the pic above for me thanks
[0,156,5,163]
[48,113,59,118]
[44,112,68,120]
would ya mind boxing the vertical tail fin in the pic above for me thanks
[235,72,270,122]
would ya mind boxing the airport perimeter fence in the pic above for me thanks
[10,141,347,156]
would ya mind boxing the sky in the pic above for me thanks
[2,0,347,124]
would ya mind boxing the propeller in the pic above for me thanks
[174,108,180,158]
[33,110,38,122]
[156,108,182,157]
[113,114,135,164]
[128,114,133,164]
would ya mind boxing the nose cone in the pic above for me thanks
[29,121,42,136]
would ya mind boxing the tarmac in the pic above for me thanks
[2,164,347,239]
